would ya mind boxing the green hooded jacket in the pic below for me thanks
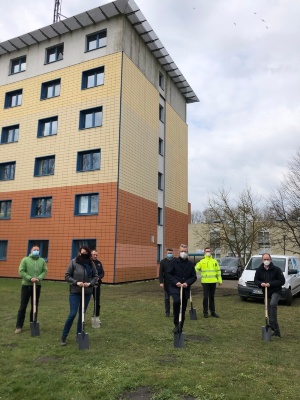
[18,254,48,286]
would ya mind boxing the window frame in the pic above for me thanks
[28,240,49,261]
[86,30,107,52]
[31,197,52,218]
[159,72,165,91]
[71,239,96,259]
[0,240,8,260]
[77,149,101,172]
[159,104,165,123]
[82,66,105,89]
[74,193,99,216]
[45,44,64,64]
[158,138,164,155]
[0,200,12,219]
[34,155,55,177]
[158,172,163,190]
[37,116,58,137]
[0,162,16,181]
[158,207,163,226]
[4,89,23,108]
[1,124,19,144]
[79,107,103,129]
[41,79,61,100]
[10,56,26,75]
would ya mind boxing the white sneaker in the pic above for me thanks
[15,328,22,334]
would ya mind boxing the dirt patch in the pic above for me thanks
[185,335,211,342]
[120,386,152,399]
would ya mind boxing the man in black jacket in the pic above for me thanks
[91,250,105,324]
[254,253,285,337]
[159,248,173,317]
[166,244,197,333]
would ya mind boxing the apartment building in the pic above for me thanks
[0,0,198,282]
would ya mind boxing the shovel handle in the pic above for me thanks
[82,286,85,325]
[264,286,269,319]
[179,285,183,324]
[33,281,36,322]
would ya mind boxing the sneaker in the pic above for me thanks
[211,313,219,318]
[15,328,22,334]
[61,338,67,346]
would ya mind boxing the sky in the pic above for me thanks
[1,0,299,211]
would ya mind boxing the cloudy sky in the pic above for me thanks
[1,0,299,211]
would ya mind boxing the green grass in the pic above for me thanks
[1,278,300,400]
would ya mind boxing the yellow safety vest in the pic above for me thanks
[195,256,222,284]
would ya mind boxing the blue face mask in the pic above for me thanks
[167,253,173,258]
[32,250,39,257]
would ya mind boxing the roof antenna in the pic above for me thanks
[53,0,68,23]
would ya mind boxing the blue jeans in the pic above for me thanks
[61,293,91,339]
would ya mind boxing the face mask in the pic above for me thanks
[167,254,173,258]
[205,252,211,257]
[32,250,39,257]
[80,253,89,259]
[180,252,187,259]
[263,260,270,266]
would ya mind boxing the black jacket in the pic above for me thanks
[166,257,197,299]
[65,256,98,294]
[159,257,173,287]
[254,262,285,297]
[93,259,105,283]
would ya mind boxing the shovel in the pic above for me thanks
[174,285,184,348]
[262,286,272,342]
[78,286,90,350]
[189,290,197,320]
[30,282,40,337]
[91,286,100,328]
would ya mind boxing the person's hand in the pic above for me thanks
[176,282,182,287]
[261,283,266,287]
[160,283,164,288]
[77,282,84,287]
[265,283,270,287]
[218,283,222,286]
[182,283,188,288]
[31,278,39,282]
[83,282,90,287]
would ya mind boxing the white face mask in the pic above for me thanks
[180,252,187,259]
[205,252,211,257]
[263,260,270,266]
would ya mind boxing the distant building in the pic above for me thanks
[0,0,198,282]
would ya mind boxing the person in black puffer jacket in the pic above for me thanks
[61,246,98,345]
[254,253,285,337]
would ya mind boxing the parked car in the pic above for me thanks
[238,255,300,305]
[220,257,243,279]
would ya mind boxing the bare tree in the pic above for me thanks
[194,187,270,265]
[190,210,204,224]
[269,149,300,255]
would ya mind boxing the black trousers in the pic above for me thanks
[164,289,170,314]
[171,292,188,328]
[16,285,41,328]
[202,283,216,314]
[92,285,101,317]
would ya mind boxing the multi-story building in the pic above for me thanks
[0,0,198,283]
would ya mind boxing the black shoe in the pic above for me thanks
[211,313,219,318]
[203,313,209,318]
[165,313,170,317]
[272,332,281,337]
[61,338,67,346]
[173,325,179,333]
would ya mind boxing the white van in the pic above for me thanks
[238,255,300,305]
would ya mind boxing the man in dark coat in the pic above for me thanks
[91,250,105,324]
[159,248,173,317]
[166,244,197,332]
[254,253,285,337]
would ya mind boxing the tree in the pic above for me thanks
[269,149,300,255]
[190,210,204,224]
[194,187,270,265]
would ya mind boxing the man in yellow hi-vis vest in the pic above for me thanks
[195,247,222,318]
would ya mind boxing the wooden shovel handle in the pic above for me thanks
[265,286,268,319]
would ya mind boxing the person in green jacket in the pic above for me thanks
[195,247,222,318]
[15,244,48,333]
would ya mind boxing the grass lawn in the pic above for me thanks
[1,278,300,400]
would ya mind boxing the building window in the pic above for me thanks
[34,156,55,176]
[158,207,163,225]
[10,56,26,74]
[4,89,22,108]
[159,138,163,155]
[0,200,12,219]
[158,172,163,190]
[159,72,165,90]
[159,105,165,123]
[157,244,162,263]
[77,149,101,172]
[1,125,19,144]
[0,241,8,260]
[82,66,104,89]
[86,30,107,51]
[28,240,49,260]
[75,193,99,215]
[79,107,102,129]
[41,79,61,100]
[72,239,96,259]
[258,230,270,253]
[31,197,52,218]
[37,117,58,137]
[0,162,16,181]
[45,44,63,64]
